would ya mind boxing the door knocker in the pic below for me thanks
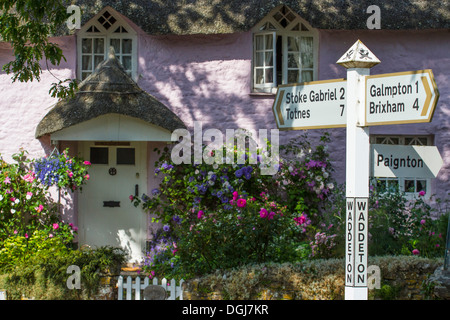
[109,167,117,176]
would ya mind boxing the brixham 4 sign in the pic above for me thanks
[272,39,442,300]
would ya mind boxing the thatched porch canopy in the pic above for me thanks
[35,49,185,140]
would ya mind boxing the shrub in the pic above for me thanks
[0,148,90,272]
[133,132,337,278]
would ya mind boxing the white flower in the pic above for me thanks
[0,195,3,201]
[11,209,15,214]
[14,198,20,204]
[323,172,329,179]
[327,183,334,190]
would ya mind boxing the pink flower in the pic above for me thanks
[25,233,28,239]
[23,173,35,183]
[84,174,90,180]
[35,204,44,213]
[232,191,239,200]
[49,234,54,238]
[13,230,18,234]
[129,195,134,201]
[197,210,204,219]
[420,219,426,225]
[419,190,426,196]
[259,208,268,218]
[3,177,11,184]
[52,223,59,230]
[268,211,275,220]
[84,161,91,165]
[412,249,420,255]
[26,192,33,200]
[68,171,74,178]
[237,198,247,208]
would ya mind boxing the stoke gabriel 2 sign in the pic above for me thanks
[346,199,368,287]
[272,79,347,130]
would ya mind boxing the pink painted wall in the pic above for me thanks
[0,26,448,230]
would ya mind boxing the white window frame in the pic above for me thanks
[370,135,433,200]
[77,7,138,81]
[251,5,319,94]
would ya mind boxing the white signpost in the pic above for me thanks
[271,39,442,300]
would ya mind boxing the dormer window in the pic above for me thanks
[77,8,137,81]
[252,5,318,93]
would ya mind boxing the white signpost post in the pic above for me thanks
[272,39,441,300]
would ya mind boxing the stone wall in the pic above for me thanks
[181,256,445,300]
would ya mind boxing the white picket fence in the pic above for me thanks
[117,275,184,300]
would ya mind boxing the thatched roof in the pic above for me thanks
[60,0,450,35]
[35,48,185,139]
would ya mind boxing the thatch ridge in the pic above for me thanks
[57,0,450,36]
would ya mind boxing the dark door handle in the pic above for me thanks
[135,184,139,197]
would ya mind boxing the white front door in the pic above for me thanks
[78,141,147,263]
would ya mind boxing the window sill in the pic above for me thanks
[248,92,276,97]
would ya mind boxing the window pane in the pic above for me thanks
[301,70,313,82]
[82,55,92,70]
[301,52,313,68]
[94,55,104,69]
[94,38,104,54]
[90,148,108,164]
[405,180,415,192]
[255,52,264,67]
[122,39,132,54]
[265,69,273,83]
[301,37,313,52]
[82,38,92,53]
[288,53,299,68]
[265,34,273,49]
[255,35,263,50]
[122,56,132,70]
[255,69,264,84]
[288,70,299,83]
[288,36,299,51]
[110,38,121,53]
[416,180,426,193]
[82,72,91,80]
[117,148,135,165]
[265,52,273,66]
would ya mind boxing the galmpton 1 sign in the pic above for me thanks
[272,39,442,300]
[365,69,439,126]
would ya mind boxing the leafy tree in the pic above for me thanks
[0,0,78,98]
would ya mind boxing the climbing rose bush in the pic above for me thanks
[0,149,90,270]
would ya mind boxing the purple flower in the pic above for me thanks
[163,225,170,232]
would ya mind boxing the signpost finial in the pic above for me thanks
[337,39,381,69]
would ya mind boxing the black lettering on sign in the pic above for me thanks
[345,198,355,286]
[355,198,368,287]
